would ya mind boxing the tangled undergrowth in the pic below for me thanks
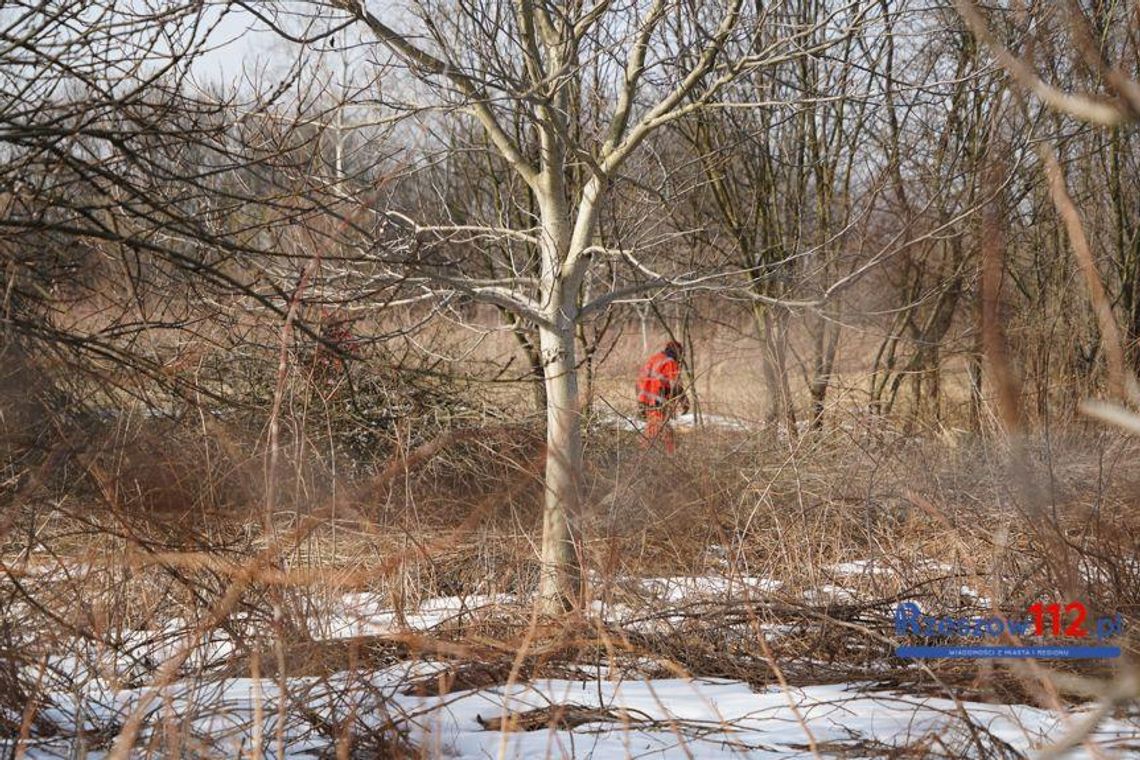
[2,403,1138,755]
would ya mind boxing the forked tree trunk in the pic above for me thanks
[536,319,583,613]
[505,311,546,412]
[530,159,596,614]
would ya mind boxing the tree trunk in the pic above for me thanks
[532,151,591,613]
[754,304,796,431]
[506,314,546,412]
[809,317,839,429]
[536,318,583,614]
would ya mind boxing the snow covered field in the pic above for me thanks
[5,578,1139,759]
[14,668,1140,758]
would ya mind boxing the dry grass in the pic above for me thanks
[3,324,1139,757]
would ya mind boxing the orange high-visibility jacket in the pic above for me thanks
[637,351,682,408]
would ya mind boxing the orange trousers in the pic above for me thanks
[641,409,676,453]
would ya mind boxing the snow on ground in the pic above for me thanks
[635,576,783,603]
[594,409,754,433]
[7,566,1139,757]
[317,577,789,638]
[828,559,893,577]
[10,669,1140,758]
[322,593,516,638]
[799,584,856,604]
[395,678,1140,759]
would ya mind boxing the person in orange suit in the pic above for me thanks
[636,340,689,452]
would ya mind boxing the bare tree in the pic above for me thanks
[955,0,1140,127]
[241,0,866,610]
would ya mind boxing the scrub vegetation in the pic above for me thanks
[2,0,1140,756]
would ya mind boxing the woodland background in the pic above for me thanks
[2,0,1140,756]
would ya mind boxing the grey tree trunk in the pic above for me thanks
[536,318,583,613]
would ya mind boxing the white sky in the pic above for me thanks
[191,6,287,87]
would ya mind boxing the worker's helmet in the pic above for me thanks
[664,340,684,358]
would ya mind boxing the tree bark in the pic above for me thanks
[754,304,796,431]
[503,309,546,412]
[536,318,583,613]
[809,317,839,429]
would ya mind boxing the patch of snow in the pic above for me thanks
[829,559,893,576]
[325,593,516,638]
[16,675,1134,759]
[638,576,783,603]
[592,409,754,433]
[395,678,1140,759]
[800,584,855,604]
[8,584,1140,759]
